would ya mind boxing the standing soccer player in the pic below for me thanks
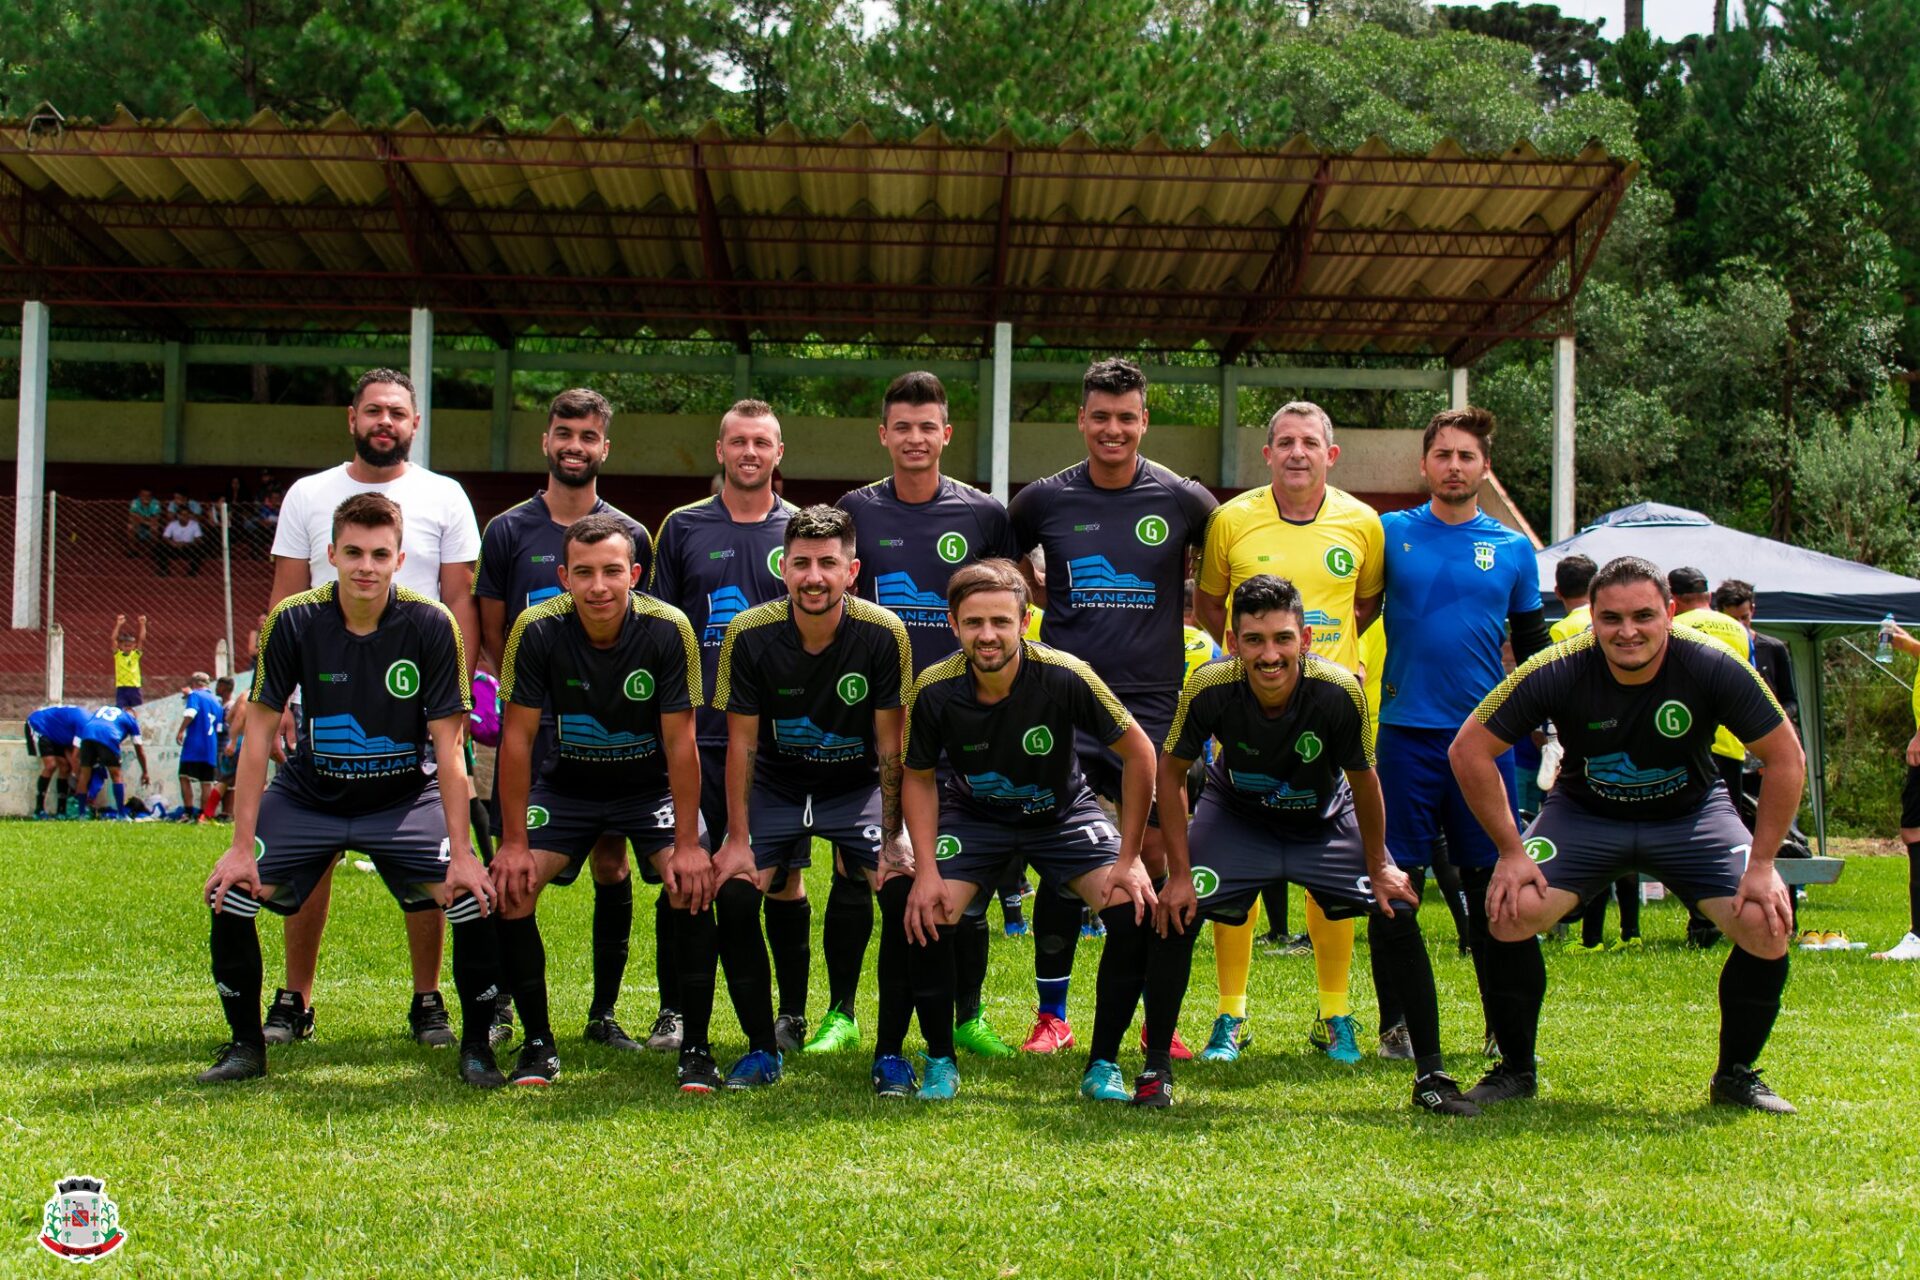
[1451,556,1804,1112]
[198,494,504,1087]
[490,515,708,1088]
[1190,400,1384,1064]
[475,389,655,1053]
[1006,358,1216,1055]
[832,371,1021,1059]
[25,703,85,818]
[648,400,798,1050]
[175,673,225,820]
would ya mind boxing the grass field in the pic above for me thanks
[4,823,1918,1278]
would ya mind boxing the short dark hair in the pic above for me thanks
[882,371,948,424]
[563,513,637,564]
[215,675,234,694]
[331,492,403,543]
[1712,578,1756,612]
[784,503,855,554]
[1667,565,1709,596]
[721,399,779,437]
[1591,556,1671,606]
[1231,574,1305,630]
[352,368,415,408]
[1555,554,1598,600]
[548,388,613,427]
[1422,405,1495,454]
[947,558,1029,615]
[1082,357,1147,406]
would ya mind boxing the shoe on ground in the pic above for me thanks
[1140,1024,1195,1061]
[1686,926,1724,949]
[1080,916,1107,939]
[803,1009,860,1053]
[584,1014,641,1052]
[1709,1064,1796,1114]
[261,988,313,1045]
[955,1014,1015,1058]
[1283,933,1314,956]
[1020,1010,1075,1054]
[916,1054,960,1101]
[1378,1021,1414,1060]
[1465,1062,1538,1106]
[409,991,456,1048]
[510,1038,560,1086]
[1129,1068,1174,1108]
[724,1049,784,1090]
[1413,1071,1481,1116]
[459,1043,508,1089]
[487,992,515,1049]
[1312,1014,1362,1064]
[1003,919,1030,939]
[871,1053,917,1098]
[1080,1058,1129,1102]
[1872,931,1920,961]
[645,1008,685,1053]
[1566,940,1606,955]
[676,1047,723,1093]
[196,1040,266,1084]
[1483,1030,1501,1059]
[1609,935,1643,952]
[1819,930,1852,950]
[1200,1013,1251,1062]
[774,1013,808,1055]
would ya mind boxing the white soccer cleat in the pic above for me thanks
[1870,932,1920,961]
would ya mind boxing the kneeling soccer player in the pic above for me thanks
[199,493,504,1086]
[1450,555,1805,1113]
[492,515,711,1088]
[901,558,1157,1102]
[1147,575,1477,1114]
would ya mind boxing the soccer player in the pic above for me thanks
[648,399,799,1050]
[1374,407,1552,1061]
[901,559,1158,1101]
[709,505,915,1090]
[833,371,1021,1059]
[490,515,707,1088]
[1872,620,1920,960]
[1006,358,1215,1054]
[475,389,655,1053]
[1551,555,1597,643]
[1714,579,1799,724]
[1142,575,1477,1113]
[1191,400,1384,1064]
[1451,556,1805,1113]
[197,493,504,1087]
[175,673,225,820]
[266,368,482,1049]
[24,703,85,818]
[76,704,148,818]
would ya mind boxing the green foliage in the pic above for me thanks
[1434,2,1607,99]
[1791,393,1920,576]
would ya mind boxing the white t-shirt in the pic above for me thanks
[271,462,480,596]
[163,518,202,545]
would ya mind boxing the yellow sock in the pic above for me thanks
[1306,894,1354,1019]
[1213,918,1255,1019]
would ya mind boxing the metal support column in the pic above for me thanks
[1551,332,1576,543]
[490,349,513,472]
[162,340,186,464]
[13,300,50,629]
[985,322,1013,502]
[410,307,434,467]
[732,353,752,402]
[1217,364,1242,489]
[1450,366,1470,411]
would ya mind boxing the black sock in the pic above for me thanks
[1580,887,1609,948]
[1370,867,1423,1032]
[1261,880,1289,936]
[674,904,720,1053]
[468,797,493,862]
[56,777,71,806]
[998,862,1027,925]
[823,870,873,1017]
[716,880,778,1053]
[1615,876,1641,940]
[499,914,552,1045]
[448,904,504,1051]
[1087,905,1151,1065]
[1717,946,1789,1071]
[909,911,957,1059]
[1143,920,1199,1073]
[875,878,914,1058]
[490,913,517,1016]
[589,875,632,1020]
[1907,842,1920,935]
[763,895,812,1019]
[1460,865,1498,1032]
[1483,935,1545,1074]
[1370,902,1443,1075]
[1033,887,1081,1015]
[35,775,49,811]
[1432,842,1473,955]
[655,891,682,1014]
[955,910,989,1025]
[210,909,264,1047]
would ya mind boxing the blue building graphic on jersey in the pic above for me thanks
[310,714,418,775]
[557,714,659,759]
[703,586,752,645]
[874,572,950,628]
[1227,770,1320,811]
[773,717,867,763]
[1584,752,1688,801]
[965,772,1057,815]
[1066,556,1156,610]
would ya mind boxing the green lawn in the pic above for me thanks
[3,823,1917,1278]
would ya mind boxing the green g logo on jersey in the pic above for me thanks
[937,531,969,564]
[526,805,551,830]
[385,660,420,699]
[1135,515,1169,546]
[1296,731,1323,763]
[624,669,655,701]
[1022,725,1055,755]
[1324,546,1356,579]
[253,836,266,860]
[837,673,870,705]
[1524,836,1556,863]
[935,835,962,861]
[767,546,786,578]
[1190,866,1220,897]
[1655,700,1693,738]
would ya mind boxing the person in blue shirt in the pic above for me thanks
[76,705,150,819]
[176,672,225,822]
[25,703,87,818]
[1374,407,1552,1059]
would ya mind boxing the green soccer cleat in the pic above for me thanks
[802,1009,860,1054]
[1080,1058,1129,1102]
[953,1015,1016,1058]
[1200,1013,1251,1062]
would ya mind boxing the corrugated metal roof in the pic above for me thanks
[0,109,1635,358]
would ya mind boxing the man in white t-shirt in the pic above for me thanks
[261,367,483,1049]
[159,511,206,576]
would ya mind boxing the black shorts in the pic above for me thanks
[698,741,730,848]
[524,782,703,886]
[933,788,1118,894]
[486,722,558,837]
[253,782,453,915]
[1903,763,1920,830]
[27,729,67,759]
[1521,787,1753,908]
[747,784,882,874]
[77,741,120,771]
[179,759,217,782]
[1183,795,1397,925]
[1078,685,1176,829]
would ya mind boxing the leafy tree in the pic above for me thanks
[1791,392,1920,574]
[1434,3,1607,99]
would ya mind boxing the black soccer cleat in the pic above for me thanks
[261,988,313,1045]
[196,1040,266,1084]
[488,993,515,1049]
[646,1008,685,1053]
[774,1013,808,1056]
[409,991,456,1048]
[1129,1069,1174,1109]
[1377,1022,1414,1061]
[584,1014,642,1053]
[676,1047,723,1094]
[1710,1065,1797,1115]
[510,1038,560,1087]
[459,1043,508,1089]
[1412,1071,1481,1116]
[1465,1063,1538,1106]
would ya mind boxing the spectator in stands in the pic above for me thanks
[112,614,147,708]
[166,489,204,521]
[1713,579,1799,726]
[246,488,282,550]
[126,488,161,557]
[158,504,206,576]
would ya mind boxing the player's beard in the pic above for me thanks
[353,430,411,468]
[966,641,1014,673]
[794,587,843,616]
[1605,631,1665,673]
[1427,475,1478,506]
[548,452,601,487]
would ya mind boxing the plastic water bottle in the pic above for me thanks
[1876,613,1896,663]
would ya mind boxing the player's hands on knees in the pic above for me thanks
[1733,860,1793,939]
[663,842,714,912]
[1110,860,1157,925]
[1487,853,1547,927]
[711,835,756,885]
[1154,874,1197,938]
[489,839,536,908]
[204,845,262,911]
[445,849,496,916]
[1372,863,1419,916]
[904,874,947,946]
